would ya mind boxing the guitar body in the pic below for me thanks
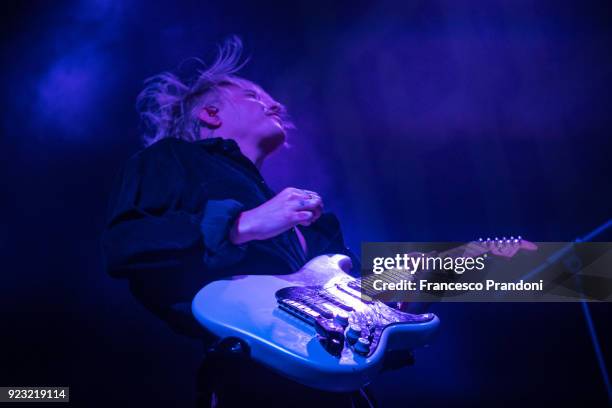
[192,254,440,392]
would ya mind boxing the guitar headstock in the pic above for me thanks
[471,236,538,258]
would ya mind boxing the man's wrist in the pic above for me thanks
[229,210,254,245]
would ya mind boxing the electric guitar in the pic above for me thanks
[192,238,536,391]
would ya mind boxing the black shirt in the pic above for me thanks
[101,137,359,338]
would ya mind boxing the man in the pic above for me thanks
[102,38,371,407]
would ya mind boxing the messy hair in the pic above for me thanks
[137,36,278,147]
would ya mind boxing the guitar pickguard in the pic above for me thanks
[275,274,434,357]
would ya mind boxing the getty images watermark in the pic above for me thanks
[360,241,612,302]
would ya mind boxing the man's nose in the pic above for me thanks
[266,103,281,114]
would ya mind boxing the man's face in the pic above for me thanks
[216,81,288,152]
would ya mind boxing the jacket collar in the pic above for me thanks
[195,137,240,153]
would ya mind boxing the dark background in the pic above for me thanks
[1,0,611,406]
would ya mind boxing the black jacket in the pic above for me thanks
[101,137,359,337]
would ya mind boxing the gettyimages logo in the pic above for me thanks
[372,252,487,275]
[361,239,612,303]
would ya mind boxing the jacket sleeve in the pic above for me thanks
[101,141,247,279]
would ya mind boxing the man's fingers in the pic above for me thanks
[284,188,324,227]
[297,209,322,227]
[294,196,323,211]
[301,189,321,198]
[297,212,316,226]
[293,211,314,224]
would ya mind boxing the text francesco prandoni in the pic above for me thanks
[370,253,544,292]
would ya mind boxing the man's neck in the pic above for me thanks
[234,140,265,170]
[226,136,272,170]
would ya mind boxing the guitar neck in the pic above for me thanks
[355,238,532,298]
[438,241,489,259]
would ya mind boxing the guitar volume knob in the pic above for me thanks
[354,337,371,355]
[334,311,349,327]
[346,324,362,344]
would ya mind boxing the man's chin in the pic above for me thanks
[260,130,287,153]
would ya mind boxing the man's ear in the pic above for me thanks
[197,106,222,129]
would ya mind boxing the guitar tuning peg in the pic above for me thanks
[518,235,522,242]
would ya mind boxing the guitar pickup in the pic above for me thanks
[336,283,373,303]
[278,299,321,321]
[318,290,354,312]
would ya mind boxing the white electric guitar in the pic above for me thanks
[192,238,536,391]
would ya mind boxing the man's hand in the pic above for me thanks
[229,187,323,245]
